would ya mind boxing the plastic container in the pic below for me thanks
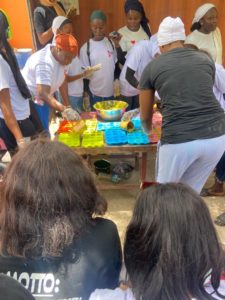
[131,118,141,129]
[58,132,80,147]
[84,119,98,133]
[105,129,127,145]
[94,159,111,175]
[57,121,74,133]
[57,120,86,134]
[97,121,120,131]
[15,48,32,69]
[82,132,104,148]
[127,131,150,145]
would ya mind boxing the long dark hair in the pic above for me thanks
[124,183,225,300]
[0,139,107,258]
[124,0,151,38]
[191,21,201,32]
[0,10,31,99]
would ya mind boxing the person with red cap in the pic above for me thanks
[22,33,80,131]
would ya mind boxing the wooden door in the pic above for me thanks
[27,0,225,61]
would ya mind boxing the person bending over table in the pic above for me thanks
[52,16,94,112]
[138,16,225,193]
[22,33,80,131]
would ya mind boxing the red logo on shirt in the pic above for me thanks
[107,50,113,58]
[131,40,136,45]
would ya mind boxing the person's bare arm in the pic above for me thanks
[66,73,84,83]
[139,89,155,134]
[184,44,199,50]
[36,27,54,46]
[59,79,70,106]
[36,84,65,112]
[66,67,95,83]
[0,88,23,141]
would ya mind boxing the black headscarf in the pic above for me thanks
[0,11,31,99]
[124,0,151,38]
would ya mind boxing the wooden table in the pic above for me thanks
[72,144,156,190]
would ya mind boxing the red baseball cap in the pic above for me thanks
[55,33,78,55]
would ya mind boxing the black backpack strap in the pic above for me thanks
[87,38,114,67]
[86,39,91,66]
[108,37,115,51]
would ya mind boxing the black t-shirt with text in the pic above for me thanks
[0,218,122,300]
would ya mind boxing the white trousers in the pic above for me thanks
[156,135,225,193]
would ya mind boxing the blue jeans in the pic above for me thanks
[89,93,114,109]
[69,96,83,113]
[216,151,225,182]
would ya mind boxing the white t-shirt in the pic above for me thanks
[0,55,30,120]
[214,63,225,111]
[118,25,149,52]
[90,279,225,300]
[67,56,83,97]
[185,29,222,64]
[119,38,159,96]
[80,38,117,97]
[89,287,135,300]
[22,44,66,97]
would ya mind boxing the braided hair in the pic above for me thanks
[0,10,31,99]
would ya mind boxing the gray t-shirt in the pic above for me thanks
[33,2,65,50]
[139,47,225,144]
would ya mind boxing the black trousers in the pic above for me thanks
[0,117,37,155]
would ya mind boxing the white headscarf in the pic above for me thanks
[52,16,68,35]
[157,16,186,47]
[192,3,215,24]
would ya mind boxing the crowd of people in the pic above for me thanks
[0,0,225,299]
[0,140,224,299]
